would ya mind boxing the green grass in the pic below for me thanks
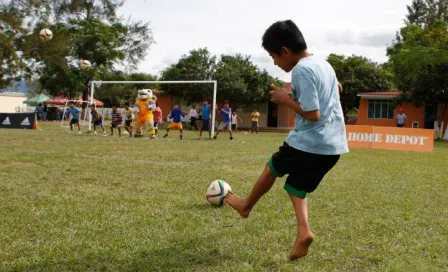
[1,124,448,272]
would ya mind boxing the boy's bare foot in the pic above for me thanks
[288,232,315,261]
[226,192,251,218]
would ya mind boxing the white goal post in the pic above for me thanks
[89,80,218,136]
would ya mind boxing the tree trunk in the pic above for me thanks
[442,102,448,134]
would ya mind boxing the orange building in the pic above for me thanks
[153,90,172,119]
[356,92,448,132]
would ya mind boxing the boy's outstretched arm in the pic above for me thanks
[269,84,320,122]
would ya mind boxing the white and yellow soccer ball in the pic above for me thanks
[80,60,91,69]
[39,28,53,41]
[206,180,232,207]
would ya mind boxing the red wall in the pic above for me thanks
[155,95,172,119]
[277,104,292,127]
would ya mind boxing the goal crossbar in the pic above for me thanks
[89,80,218,136]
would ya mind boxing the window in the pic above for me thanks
[368,100,394,119]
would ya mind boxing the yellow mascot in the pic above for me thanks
[133,89,156,138]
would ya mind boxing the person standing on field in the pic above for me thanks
[251,108,260,134]
[189,105,198,131]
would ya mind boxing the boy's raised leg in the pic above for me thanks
[226,165,276,218]
[287,194,314,261]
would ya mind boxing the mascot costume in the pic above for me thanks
[133,89,156,138]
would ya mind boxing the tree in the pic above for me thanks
[214,54,283,109]
[1,0,154,103]
[405,0,448,27]
[160,48,216,104]
[406,0,428,27]
[0,5,27,89]
[161,49,283,109]
[327,54,394,118]
[387,21,448,119]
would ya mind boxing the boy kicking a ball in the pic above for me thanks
[226,20,348,261]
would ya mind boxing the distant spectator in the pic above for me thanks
[35,103,44,120]
[396,108,407,128]
[189,105,198,131]
[42,104,48,121]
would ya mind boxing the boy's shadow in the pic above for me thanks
[133,235,232,271]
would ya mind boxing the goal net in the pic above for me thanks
[89,80,218,136]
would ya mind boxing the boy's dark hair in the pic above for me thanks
[68,101,74,105]
[262,20,307,55]
[90,104,95,108]
[254,108,258,110]
[124,102,130,106]
[173,103,179,106]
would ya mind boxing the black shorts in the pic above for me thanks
[70,119,79,125]
[397,123,404,127]
[111,121,122,128]
[231,124,237,130]
[268,142,340,198]
[125,120,133,127]
[201,119,210,130]
[252,121,259,128]
[154,122,160,129]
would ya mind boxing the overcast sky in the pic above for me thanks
[118,0,411,81]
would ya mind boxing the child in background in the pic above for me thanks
[110,106,123,137]
[213,101,233,140]
[123,102,134,138]
[231,111,243,134]
[67,101,82,134]
[163,103,186,140]
[251,108,260,134]
[199,99,212,140]
[153,103,163,136]
[90,104,106,136]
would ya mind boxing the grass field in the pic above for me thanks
[1,123,448,271]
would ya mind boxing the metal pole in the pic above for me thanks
[211,81,217,138]
[89,82,94,131]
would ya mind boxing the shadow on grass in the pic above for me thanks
[128,239,233,271]
[13,234,233,272]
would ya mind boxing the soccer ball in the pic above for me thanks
[39,28,53,41]
[80,60,91,69]
[206,180,232,207]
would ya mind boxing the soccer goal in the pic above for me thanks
[89,80,218,136]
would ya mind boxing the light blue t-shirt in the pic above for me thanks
[67,107,81,120]
[285,56,349,155]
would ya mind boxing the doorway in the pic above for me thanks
[267,101,278,127]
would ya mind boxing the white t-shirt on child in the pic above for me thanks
[231,115,238,124]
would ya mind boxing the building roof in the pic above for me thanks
[357,91,401,100]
